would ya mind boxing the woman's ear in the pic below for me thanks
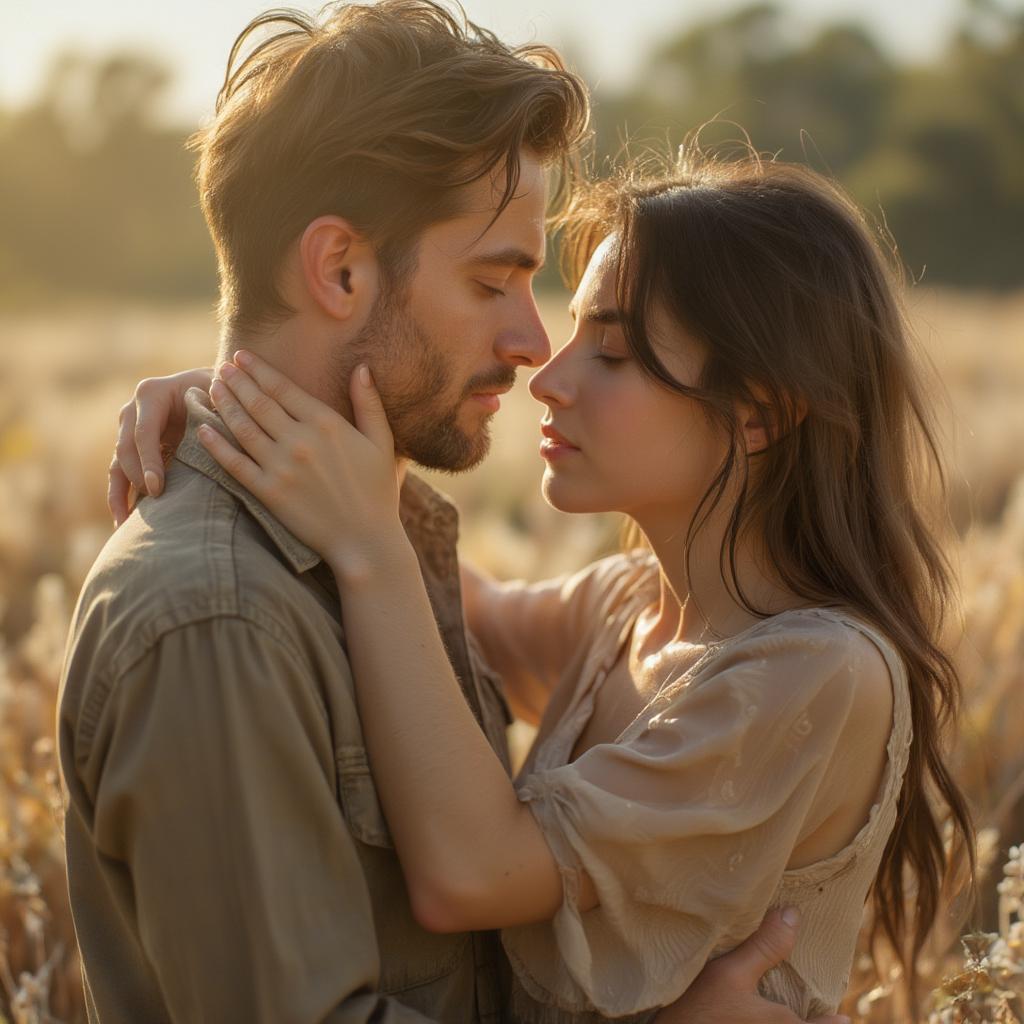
[741,402,771,456]
[739,385,808,455]
[299,216,380,322]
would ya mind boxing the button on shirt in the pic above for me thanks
[57,389,512,1024]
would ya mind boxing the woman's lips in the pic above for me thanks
[540,423,580,460]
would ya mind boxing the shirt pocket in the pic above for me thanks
[335,744,393,848]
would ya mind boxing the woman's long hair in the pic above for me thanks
[560,148,975,997]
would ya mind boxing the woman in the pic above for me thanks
[110,153,974,1020]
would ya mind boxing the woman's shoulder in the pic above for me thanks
[576,547,658,586]
[762,606,901,693]
[672,606,904,723]
[563,548,659,619]
[717,605,900,668]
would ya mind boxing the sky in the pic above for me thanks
[4,0,970,126]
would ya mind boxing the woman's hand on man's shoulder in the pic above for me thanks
[108,366,215,526]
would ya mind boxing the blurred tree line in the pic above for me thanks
[591,0,1024,290]
[0,0,1021,305]
[0,52,214,305]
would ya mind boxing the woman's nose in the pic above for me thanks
[529,350,574,407]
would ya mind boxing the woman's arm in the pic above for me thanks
[197,351,598,932]
[459,560,548,724]
[459,559,569,726]
[335,533,598,931]
[461,551,642,727]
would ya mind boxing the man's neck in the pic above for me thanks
[219,322,411,485]
[218,321,338,411]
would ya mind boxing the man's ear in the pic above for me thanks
[299,216,380,322]
[739,384,808,455]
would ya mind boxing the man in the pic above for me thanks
[62,2,849,1021]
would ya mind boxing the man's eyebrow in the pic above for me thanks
[468,247,545,272]
[568,302,623,325]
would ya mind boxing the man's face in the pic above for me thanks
[362,151,551,472]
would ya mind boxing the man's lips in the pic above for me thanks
[469,385,512,413]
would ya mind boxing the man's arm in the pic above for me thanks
[81,615,432,1023]
[655,910,852,1024]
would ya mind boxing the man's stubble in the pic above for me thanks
[326,282,512,474]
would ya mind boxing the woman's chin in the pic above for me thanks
[540,473,612,515]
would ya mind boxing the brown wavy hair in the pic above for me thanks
[560,149,976,998]
[190,0,589,331]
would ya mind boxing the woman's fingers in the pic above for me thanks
[107,456,134,528]
[112,399,145,499]
[232,349,322,421]
[209,377,274,464]
[350,365,395,455]
[197,424,264,493]
[133,380,173,497]
[218,362,295,439]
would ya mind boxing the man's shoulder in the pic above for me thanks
[65,461,325,694]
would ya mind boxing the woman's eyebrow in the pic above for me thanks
[568,302,622,325]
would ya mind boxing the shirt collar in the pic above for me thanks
[176,387,322,574]
[174,387,462,577]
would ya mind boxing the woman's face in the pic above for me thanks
[528,235,730,524]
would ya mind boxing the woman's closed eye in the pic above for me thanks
[595,335,629,365]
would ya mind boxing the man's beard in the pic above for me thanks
[329,288,515,473]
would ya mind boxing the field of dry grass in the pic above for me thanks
[0,288,1022,1022]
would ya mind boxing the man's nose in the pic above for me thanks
[494,315,551,368]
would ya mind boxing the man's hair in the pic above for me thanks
[189,0,590,331]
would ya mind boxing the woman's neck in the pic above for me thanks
[630,502,805,654]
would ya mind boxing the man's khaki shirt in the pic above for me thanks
[57,390,513,1023]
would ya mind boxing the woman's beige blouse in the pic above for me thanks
[477,552,911,1023]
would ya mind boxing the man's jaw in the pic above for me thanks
[386,367,515,473]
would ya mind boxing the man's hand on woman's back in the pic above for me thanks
[655,909,851,1024]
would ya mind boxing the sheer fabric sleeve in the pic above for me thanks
[469,553,655,711]
[501,621,877,1016]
